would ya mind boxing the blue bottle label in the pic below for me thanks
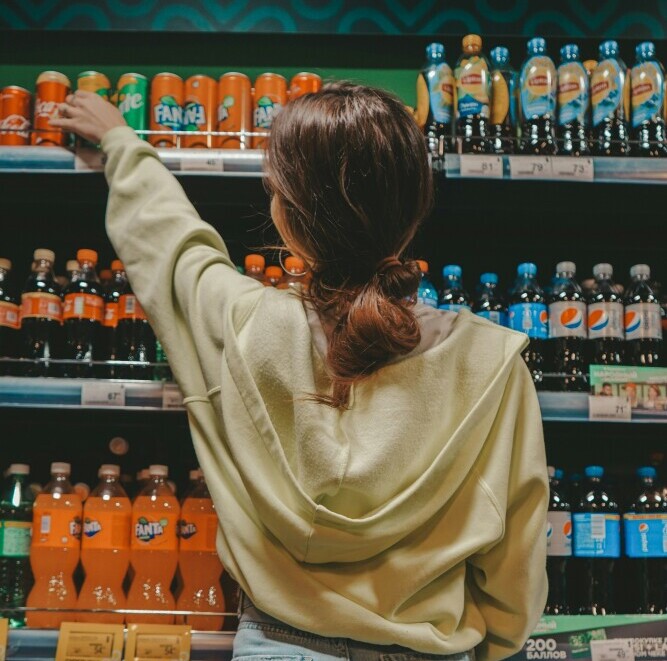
[520,56,557,119]
[557,61,588,125]
[623,513,667,557]
[631,61,665,127]
[591,59,623,126]
[438,304,470,312]
[573,512,621,558]
[427,63,454,124]
[508,303,548,339]
[418,293,438,308]
[476,310,507,327]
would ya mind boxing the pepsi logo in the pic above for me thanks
[546,522,553,538]
[639,522,649,533]
[539,309,548,325]
[563,521,573,538]
[625,311,641,334]
[560,307,584,330]
[588,308,609,331]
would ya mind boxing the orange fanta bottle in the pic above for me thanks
[127,465,179,624]
[176,472,225,630]
[77,464,131,623]
[26,462,82,628]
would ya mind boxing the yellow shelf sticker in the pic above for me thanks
[125,625,191,661]
[56,623,125,661]
[0,618,8,661]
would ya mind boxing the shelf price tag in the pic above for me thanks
[74,148,107,172]
[125,625,191,661]
[180,153,224,172]
[588,395,631,421]
[551,156,594,181]
[509,155,553,179]
[56,623,125,661]
[590,639,635,661]
[81,382,126,408]
[459,154,503,178]
[0,618,7,661]
[162,383,184,410]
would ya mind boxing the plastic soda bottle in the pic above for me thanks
[127,465,179,624]
[557,44,590,156]
[416,260,438,308]
[102,260,126,378]
[176,473,225,630]
[573,466,620,615]
[0,258,20,375]
[473,272,506,326]
[489,46,516,154]
[519,37,558,154]
[26,462,82,628]
[549,262,588,392]
[263,266,283,287]
[277,256,307,290]
[624,466,667,613]
[546,467,571,614]
[244,254,265,283]
[0,464,33,626]
[631,41,667,157]
[77,465,131,623]
[454,34,492,154]
[624,264,662,366]
[588,263,624,365]
[416,42,454,165]
[507,263,548,386]
[591,41,631,156]
[438,265,470,312]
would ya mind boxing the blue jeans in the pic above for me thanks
[233,593,475,661]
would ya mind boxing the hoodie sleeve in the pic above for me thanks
[101,126,263,396]
[468,357,549,661]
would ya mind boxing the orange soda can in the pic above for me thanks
[289,72,322,100]
[217,72,252,149]
[252,72,287,149]
[32,71,71,146]
[77,71,111,98]
[183,75,217,148]
[0,86,31,145]
[150,72,184,148]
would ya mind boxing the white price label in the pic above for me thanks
[162,383,184,410]
[509,155,553,179]
[551,156,594,180]
[459,154,503,178]
[74,148,107,171]
[180,154,224,172]
[590,639,635,661]
[81,382,126,407]
[589,395,631,421]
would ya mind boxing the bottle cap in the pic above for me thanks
[0,258,12,271]
[111,259,124,271]
[74,482,90,500]
[584,465,604,478]
[245,254,265,270]
[98,464,120,477]
[189,469,201,480]
[416,259,429,274]
[480,272,498,285]
[547,465,555,477]
[560,43,580,61]
[630,263,650,278]
[556,261,576,275]
[636,41,655,59]
[265,265,283,279]
[599,40,619,58]
[637,466,657,479]
[443,264,462,278]
[9,463,29,475]
[490,46,510,66]
[51,461,71,475]
[527,37,546,54]
[284,256,305,273]
[554,469,565,480]
[517,262,537,277]
[236,265,245,275]
[148,464,168,477]
[462,34,482,53]
[66,260,80,272]
[136,468,149,481]
[34,248,55,263]
[99,269,112,281]
[592,263,613,278]
[77,248,98,264]
[109,436,129,455]
[425,42,445,60]
[583,59,597,75]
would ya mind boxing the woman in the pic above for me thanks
[54,82,547,661]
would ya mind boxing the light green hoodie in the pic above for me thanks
[102,126,548,661]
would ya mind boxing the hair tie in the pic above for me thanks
[376,256,402,275]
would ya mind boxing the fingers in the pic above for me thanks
[49,116,78,129]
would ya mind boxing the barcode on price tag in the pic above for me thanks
[509,155,553,179]
[589,395,631,421]
[552,156,594,180]
[81,382,126,407]
[590,639,635,661]
[459,154,503,178]
[180,154,224,172]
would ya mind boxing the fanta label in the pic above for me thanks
[118,294,147,322]
[588,301,623,339]
[428,63,454,124]
[63,293,104,323]
[178,509,218,553]
[625,302,662,340]
[557,61,588,126]
[217,95,234,123]
[254,97,282,129]
[623,513,667,557]
[475,310,507,327]
[508,302,548,339]
[592,59,623,126]
[153,98,182,130]
[82,507,131,550]
[548,301,587,339]
[520,56,557,119]
[573,512,621,558]
[0,520,31,558]
[103,301,119,328]
[20,292,62,324]
[631,61,664,127]
[183,102,206,130]
[132,512,178,550]
[455,58,490,118]
[547,511,572,557]
[32,505,82,549]
[0,301,20,330]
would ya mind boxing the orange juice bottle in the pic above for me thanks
[126,465,179,624]
[26,462,82,628]
[176,473,225,630]
[77,465,131,623]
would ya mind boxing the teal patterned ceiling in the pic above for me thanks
[1,0,666,36]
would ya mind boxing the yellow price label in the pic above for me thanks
[56,623,124,661]
[0,618,8,661]
[125,625,191,661]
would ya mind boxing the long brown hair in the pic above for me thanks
[265,82,434,408]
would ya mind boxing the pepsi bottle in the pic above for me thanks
[624,466,667,613]
[546,467,572,614]
[557,44,590,156]
[549,262,587,392]
[624,264,662,366]
[473,273,506,326]
[416,260,438,308]
[573,465,621,615]
[507,263,548,387]
[438,265,471,312]
[588,263,624,366]
[489,46,516,154]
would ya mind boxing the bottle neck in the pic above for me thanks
[33,259,54,275]
[633,274,649,282]
[80,260,100,281]
[0,267,9,282]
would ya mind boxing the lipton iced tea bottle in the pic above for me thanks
[63,249,104,378]
[0,259,20,375]
[77,465,131,623]
[454,34,492,153]
[176,473,225,630]
[489,46,517,154]
[20,249,63,377]
[557,44,590,156]
[102,260,126,378]
[244,254,265,283]
[26,462,82,628]
[127,465,179,624]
